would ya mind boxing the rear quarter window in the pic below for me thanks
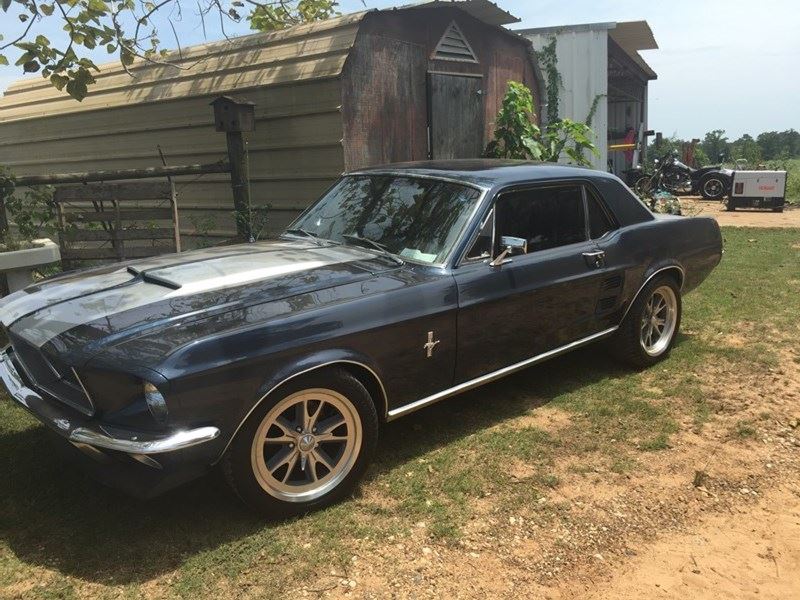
[591,178,655,227]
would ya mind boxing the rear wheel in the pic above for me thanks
[772,205,784,213]
[611,275,682,368]
[222,368,379,517]
[699,173,729,200]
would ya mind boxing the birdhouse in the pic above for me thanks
[211,96,256,133]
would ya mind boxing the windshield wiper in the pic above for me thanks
[283,228,327,245]
[342,233,404,266]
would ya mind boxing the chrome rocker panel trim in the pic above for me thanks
[386,326,619,420]
[0,349,220,455]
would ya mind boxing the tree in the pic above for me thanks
[485,81,597,166]
[730,133,762,165]
[700,129,729,163]
[757,129,800,160]
[0,0,337,101]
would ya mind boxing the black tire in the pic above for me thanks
[611,275,682,368]
[222,367,379,518]
[633,176,652,196]
[699,173,729,200]
[772,206,784,213]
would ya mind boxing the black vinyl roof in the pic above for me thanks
[351,159,618,188]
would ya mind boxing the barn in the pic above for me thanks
[0,0,542,242]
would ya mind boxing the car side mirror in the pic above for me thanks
[490,236,527,267]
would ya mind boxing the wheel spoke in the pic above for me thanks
[306,453,319,482]
[280,451,299,483]
[295,400,307,431]
[264,434,295,444]
[312,447,336,471]
[316,432,349,443]
[316,414,346,435]
[307,400,325,431]
[274,415,295,437]
[267,447,298,474]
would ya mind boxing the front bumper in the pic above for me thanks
[1,348,222,497]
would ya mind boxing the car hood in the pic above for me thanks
[2,239,397,356]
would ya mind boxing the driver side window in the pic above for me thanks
[466,184,587,260]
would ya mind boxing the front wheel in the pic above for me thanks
[611,275,682,368]
[222,368,379,517]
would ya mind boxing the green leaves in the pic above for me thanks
[3,0,339,101]
[249,0,337,31]
[484,81,598,166]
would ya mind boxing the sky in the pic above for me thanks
[1,0,798,139]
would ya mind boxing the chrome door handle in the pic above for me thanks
[582,250,605,268]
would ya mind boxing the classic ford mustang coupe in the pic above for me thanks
[0,161,722,515]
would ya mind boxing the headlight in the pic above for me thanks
[143,382,169,424]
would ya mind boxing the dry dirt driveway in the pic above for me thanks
[681,197,800,228]
[576,486,800,600]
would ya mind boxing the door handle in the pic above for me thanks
[582,250,605,268]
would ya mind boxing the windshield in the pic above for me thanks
[286,175,483,265]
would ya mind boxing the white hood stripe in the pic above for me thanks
[4,242,375,348]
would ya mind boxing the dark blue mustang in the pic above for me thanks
[0,160,722,515]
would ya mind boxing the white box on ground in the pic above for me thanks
[727,170,788,212]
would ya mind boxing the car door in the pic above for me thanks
[453,182,611,382]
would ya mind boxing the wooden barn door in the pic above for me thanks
[428,73,485,159]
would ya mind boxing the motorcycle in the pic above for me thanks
[638,152,732,200]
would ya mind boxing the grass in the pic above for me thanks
[764,158,799,205]
[1,226,799,598]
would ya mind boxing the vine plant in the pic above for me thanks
[0,167,58,251]
[485,81,597,166]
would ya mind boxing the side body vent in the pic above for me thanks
[432,21,479,63]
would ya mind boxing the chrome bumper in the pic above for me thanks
[0,349,220,455]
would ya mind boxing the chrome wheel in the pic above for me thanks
[250,388,362,503]
[703,177,724,198]
[640,285,678,357]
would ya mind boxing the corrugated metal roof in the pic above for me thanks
[0,12,367,122]
[608,21,658,80]
[517,19,658,80]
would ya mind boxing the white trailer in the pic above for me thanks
[726,171,788,212]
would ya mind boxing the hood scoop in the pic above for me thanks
[127,267,182,290]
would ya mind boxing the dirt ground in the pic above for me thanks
[681,196,800,227]
[302,342,800,600]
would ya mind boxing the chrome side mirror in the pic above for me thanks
[490,236,527,267]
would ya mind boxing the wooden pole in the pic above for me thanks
[0,195,8,296]
[226,131,252,241]
[14,161,230,187]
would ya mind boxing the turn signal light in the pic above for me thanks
[143,382,169,424]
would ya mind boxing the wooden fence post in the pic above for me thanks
[211,96,256,241]
[226,130,252,241]
[0,195,8,296]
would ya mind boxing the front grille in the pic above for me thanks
[8,332,95,416]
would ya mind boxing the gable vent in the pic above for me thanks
[433,21,479,63]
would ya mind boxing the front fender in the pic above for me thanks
[213,347,388,463]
